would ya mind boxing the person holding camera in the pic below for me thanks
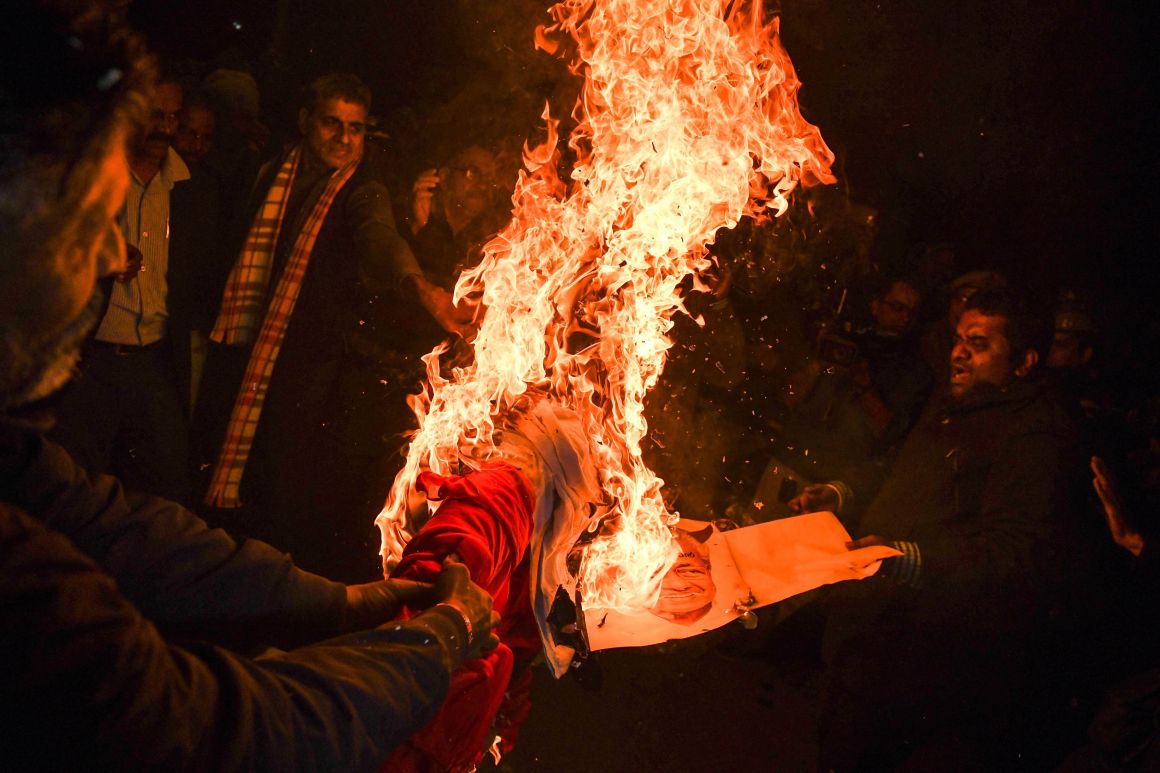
[407,144,505,286]
[774,277,932,512]
[854,276,934,447]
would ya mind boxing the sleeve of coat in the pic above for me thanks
[0,503,467,772]
[348,179,423,287]
[0,422,350,651]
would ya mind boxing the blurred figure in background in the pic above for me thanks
[1058,457,1159,771]
[173,90,216,167]
[172,88,229,412]
[407,144,508,289]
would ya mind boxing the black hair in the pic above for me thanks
[180,88,215,116]
[964,286,1052,365]
[873,274,921,302]
[300,72,371,116]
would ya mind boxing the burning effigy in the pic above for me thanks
[373,0,894,765]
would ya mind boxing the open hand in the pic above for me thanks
[411,168,441,234]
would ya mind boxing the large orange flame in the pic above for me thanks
[377,0,834,613]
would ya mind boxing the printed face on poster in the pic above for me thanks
[583,519,750,650]
[583,512,899,651]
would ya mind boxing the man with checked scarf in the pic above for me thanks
[198,74,472,582]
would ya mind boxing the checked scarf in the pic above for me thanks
[205,144,358,508]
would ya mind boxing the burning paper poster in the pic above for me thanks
[377,0,837,618]
[583,512,900,650]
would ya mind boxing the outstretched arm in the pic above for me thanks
[0,503,475,772]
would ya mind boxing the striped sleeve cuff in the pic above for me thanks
[823,480,855,514]
[884,540,923,587]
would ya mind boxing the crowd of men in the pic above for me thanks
[2,1,1157,770]
[1,4,499,770]
[40,63,492,585]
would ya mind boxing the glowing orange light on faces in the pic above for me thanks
[377,0,833,613]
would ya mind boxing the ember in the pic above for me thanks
[377,0,834,613]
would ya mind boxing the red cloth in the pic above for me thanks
[383,462,541,772]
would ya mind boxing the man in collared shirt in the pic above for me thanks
[790,287,1081,769]
[50,76,194,504]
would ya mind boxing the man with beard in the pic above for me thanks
[48,72,197,504]
[0,3,498,769]
[791,287,1081,769]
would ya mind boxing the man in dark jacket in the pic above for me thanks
[0,4,496,769]
[791,287,1081,769]
[197,73,473,583]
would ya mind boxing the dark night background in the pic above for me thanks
[128,0,1158,308]
[122,2,1157,769]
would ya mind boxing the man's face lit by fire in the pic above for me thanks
[870,281,920,337]
[439,145,498,224]
[300,97,366,170]
[651,528,716,625]
[949,309,1027,399]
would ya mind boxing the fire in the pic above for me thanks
[377,0,834,613]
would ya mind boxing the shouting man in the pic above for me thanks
[791,287,1080,769]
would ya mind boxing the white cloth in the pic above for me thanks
[506,400,601,677]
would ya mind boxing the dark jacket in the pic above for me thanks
[168,164,230,401]
[195,150,421,580]
[0,415,467,771]
[817,379,1082,769]
[826,378,1081,696]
